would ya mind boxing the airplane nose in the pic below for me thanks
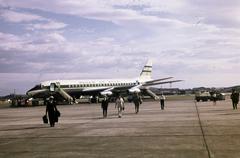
[26,91,32,96]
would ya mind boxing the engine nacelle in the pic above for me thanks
[100,91,113,96]
[128,87,141,93]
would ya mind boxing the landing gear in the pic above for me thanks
[89,96,99,103]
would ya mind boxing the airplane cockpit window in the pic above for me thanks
[50,83,56,92]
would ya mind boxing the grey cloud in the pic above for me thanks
[186,0,240,28]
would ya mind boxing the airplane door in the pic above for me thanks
[50,83,55,92]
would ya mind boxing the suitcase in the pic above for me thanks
[42,115,48,124]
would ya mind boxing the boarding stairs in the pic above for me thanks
[145,88,160,100]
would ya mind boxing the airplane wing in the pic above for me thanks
[82,87,109,92]
[128,84,142,93]
[83,87,116,96]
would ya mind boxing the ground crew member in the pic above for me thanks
[160,94,166,110]
[115,95,125,118]
[212,92,217,105]
[231,89,239,110]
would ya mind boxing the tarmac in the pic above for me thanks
[0,98,240,158]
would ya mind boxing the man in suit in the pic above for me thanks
[133,93,142,114]
[101,95,109,118]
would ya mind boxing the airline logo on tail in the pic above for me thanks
[139,60,152,81]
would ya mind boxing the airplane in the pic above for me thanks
[27,60,182,103]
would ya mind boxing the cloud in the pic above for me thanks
[0,8,67,31]
[1,0,240,94]
[0,0,189,28]
[0,9,44,22]
[27,21,67,30]
[0,32,27,51]
[0,31,67,54]
[1,0,240,30]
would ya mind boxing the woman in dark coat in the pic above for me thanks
[46,96,58,127]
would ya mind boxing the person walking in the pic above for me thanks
[160,94,166,110]
[115,95,125,118]
[46,96,58,127]
[231,89,239,110]
[132,93,142,114]
[212,92,217,106]
[101,95,109,118]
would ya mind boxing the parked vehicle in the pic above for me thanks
[195,91,225,102]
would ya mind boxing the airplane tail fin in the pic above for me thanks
[139,60,152,81]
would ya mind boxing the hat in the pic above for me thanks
[49,96,54,99]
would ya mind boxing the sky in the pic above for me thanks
[0,0,240,95]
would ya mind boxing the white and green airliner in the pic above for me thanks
[27,60,181,102]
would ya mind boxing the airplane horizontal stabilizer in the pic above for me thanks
[143,80,183,86]
[145,77,173,84]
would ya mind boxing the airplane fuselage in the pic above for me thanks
[27,78,142,98]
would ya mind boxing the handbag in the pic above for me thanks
[55,110,61,122]
[56,110,61,117]
[42,115,48,124]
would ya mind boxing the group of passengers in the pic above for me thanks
[101,95,125,118]
[100,93,166,118]
[43,88,239,127]
[101,93,143,118]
